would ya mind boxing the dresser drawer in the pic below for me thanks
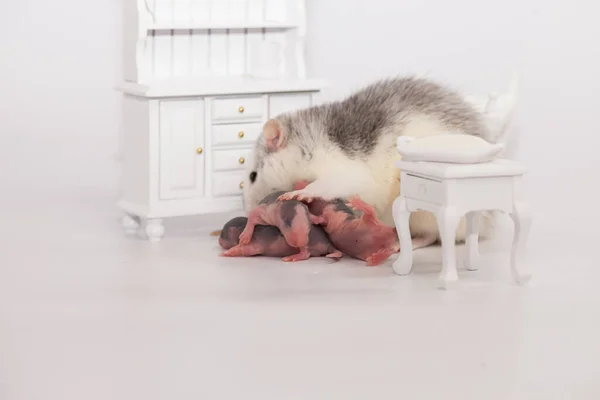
[212,171,246,197]
[401,174,445,204]
[212,122,263,146]
[212,148,252,172]
[212,96,264,122]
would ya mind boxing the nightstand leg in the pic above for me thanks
[436,206,461,289]
[145,218,165,243]
[510,202,532,284]
[464,211,481,271]
[391,196,414,275]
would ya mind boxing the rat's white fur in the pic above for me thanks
[243,76,519,242]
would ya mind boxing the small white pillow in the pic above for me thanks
[396,133,503,164]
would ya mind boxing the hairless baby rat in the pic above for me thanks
[219,216,342,262]
[290,181,400,266]
[234,191,332,262]
[292,181,437,266]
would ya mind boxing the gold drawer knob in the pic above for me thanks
[196,147,203,154]
[238,131,244,138]
[239,181,244,189]
[238,157,245,164]
[238,106,245,113]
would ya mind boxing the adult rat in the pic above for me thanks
[241,75,517,245]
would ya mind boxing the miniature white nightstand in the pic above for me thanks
[392,159,531,289]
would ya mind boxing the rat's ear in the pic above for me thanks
[263,119,286,152]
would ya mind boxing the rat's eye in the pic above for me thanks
[249,171,257,183]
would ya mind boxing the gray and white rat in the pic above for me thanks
[242,75,517,244]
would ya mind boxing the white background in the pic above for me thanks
[1,0,598,218]
[1,3,599,398]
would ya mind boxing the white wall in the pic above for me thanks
[1,0,598,216]
[0,0,122,196]
[306,0,600,215]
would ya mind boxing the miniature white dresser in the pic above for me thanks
[117,0,326,241]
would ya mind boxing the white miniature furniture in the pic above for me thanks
[117,0,326,241]
[392,159,531,289]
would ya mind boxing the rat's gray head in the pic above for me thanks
[242,113,322,213]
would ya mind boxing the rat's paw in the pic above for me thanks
[220,248,239,257]
[345,196,372,213]
[326,250,343,259]
[346,196,381,225]
[276,191,298,202]
[345,195,361,208]
[277,190,314,203]
[282,249,311,262]
[365,248,394,266]
[221,244,262,257]
[309,215,326,225]
[238,230,252,245]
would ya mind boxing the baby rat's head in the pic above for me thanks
[218,217,248,250]
[242,114,319,213]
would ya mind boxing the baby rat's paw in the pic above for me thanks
[220,248,239,257]
[309,214,326,225]
[365,248,394,266]
[221,244,262,257]
[282,249,311,262]
[345,196,372,213]
[238,230,252,245]
[346,196,379,225]
[277,190,314,203]
[345,196,364,210]
[326,250,343,259]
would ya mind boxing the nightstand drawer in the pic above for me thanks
[212,171,246,197]
[212,148,252,172]
[212,122,263,146]
[212,96,264,122]
[401,174,445,204]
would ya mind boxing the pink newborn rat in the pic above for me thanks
[219,216,342,262]
[235,190,332,262]
[292,180,400,266]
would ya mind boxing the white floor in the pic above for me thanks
[1,188,599,400]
